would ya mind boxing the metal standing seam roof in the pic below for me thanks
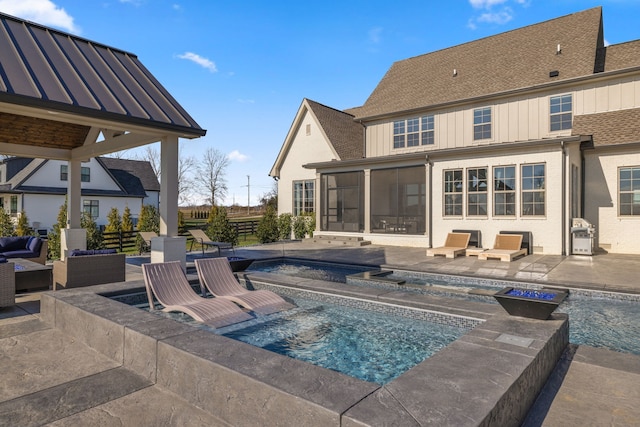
[0,11,205,137]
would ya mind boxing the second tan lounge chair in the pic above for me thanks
[477,234,528,262]
[427,232,471,258]
[142,261,252,328]
[195,257,295,315]
[188,229,233,256]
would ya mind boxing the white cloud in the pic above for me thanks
[176,52,217,72]
[228,150,248,162]
[0,0,80,33]
[237,99,255,104]
[477,9,513,25]
[469,0,509,9]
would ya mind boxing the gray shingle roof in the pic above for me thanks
[355,7,604,120]
[0,11,205,137]
[573,108,640,147]
[306,99,363,160]
[603,40,640,72]
[98,157,160,192]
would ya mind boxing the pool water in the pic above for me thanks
[216,297,468,384]
[247,260,640,356]
[248,259,374,283]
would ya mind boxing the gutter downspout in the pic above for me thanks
[561,141,566,256]
[426,154,432,248]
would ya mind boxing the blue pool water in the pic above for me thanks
[216,297,468,384]
[247,260,640,356]
[127,294,469,385]
[247,259,374,282]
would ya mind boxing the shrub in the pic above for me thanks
[82,212,104,250]
[15,211,34,237]
[292,215,307,239]
[206,206,237,245]
[277,213,292,240]
[136,204,160,254]
[256,205,279,243]
[104,207,121,233]
[121,206,134,232]
[48,200,67,260]
[0,208,15,237]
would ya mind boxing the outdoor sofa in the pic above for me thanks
[53,249,126,290]
[0,236,48,264]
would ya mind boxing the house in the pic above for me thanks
[0,156,160,232]
[270,7,640,255]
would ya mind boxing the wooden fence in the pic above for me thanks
[101,220,259,251]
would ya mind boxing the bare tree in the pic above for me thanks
[177,154,196,205]
[197,147,229,206]
[138,145,161,180]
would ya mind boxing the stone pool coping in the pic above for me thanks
[41,273,568,427]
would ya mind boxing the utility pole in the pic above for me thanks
[247,175,250,215]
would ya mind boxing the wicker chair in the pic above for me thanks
[53,253,126,290]
[0,262,15,307]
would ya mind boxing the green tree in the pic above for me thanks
[277,213,292,240]
[48,199,67,260]
[0,208,14,237]
[206,206,237,245]
[178,210,186,234]
[121,206,133,232]
[104,207,122,233]
[82,212,104,250]
[256,205,279,244]
[15,211,33,236]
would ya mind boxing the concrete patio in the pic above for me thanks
[1,242,640,426]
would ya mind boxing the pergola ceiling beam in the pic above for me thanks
[0,141,70,160]
[71,130,162,160]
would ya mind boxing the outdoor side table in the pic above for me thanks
[13,258,53,292]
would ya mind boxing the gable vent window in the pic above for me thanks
[306,124,311,136]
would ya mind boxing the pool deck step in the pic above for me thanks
[306,235,371,246]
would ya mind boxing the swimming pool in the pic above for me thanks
[248,259,640,356]
[118,290,475,385]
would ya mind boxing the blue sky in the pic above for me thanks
[1,0,640,206]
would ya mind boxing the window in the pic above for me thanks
[60,165,91,182]
[371,167,425,234]
[473,107,492,140]
[550,94,572,131]
[467,168,488,216]
[444,169,463,216]
[83,200,99,219]
[619,167,640,216]
[494,166,516,216]
[521,164,545,216]
[293,180,314,216]
[10,195,17,215]
[393,115,435,149]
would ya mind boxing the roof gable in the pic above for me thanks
[356,7,604,120]
[306,99,363,160]
[98,157,160,192]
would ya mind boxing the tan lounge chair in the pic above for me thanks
[477,234,528,262]
[426,232,471,258]
[142,261,252,328]
[195,257,295,315]
[188,229,233,256]
[138,231,157,253]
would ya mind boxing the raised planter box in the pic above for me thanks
[494,287,568,320]
[227,257,254,272]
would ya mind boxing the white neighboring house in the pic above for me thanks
[0,156,160,232]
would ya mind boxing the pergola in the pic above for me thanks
[0,12,206,266]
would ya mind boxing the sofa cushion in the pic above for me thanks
[1,249,36,258]
[27,236,43,254]
[0,236,30,251]
[0,257,6,263]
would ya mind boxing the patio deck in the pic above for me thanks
[1,242,639,425]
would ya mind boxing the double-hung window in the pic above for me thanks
[467,168,488,216]
[293,180,314,216]
[619,167,640,216]
[10,195,17,215]
[393,115,435,149]
[473,107,492,140]
[60,165,91,182]
[521,164,546,216]
[444,169,463,216]
[550,94,572,131]
[83,200,99,219]
[493,166,516,216]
